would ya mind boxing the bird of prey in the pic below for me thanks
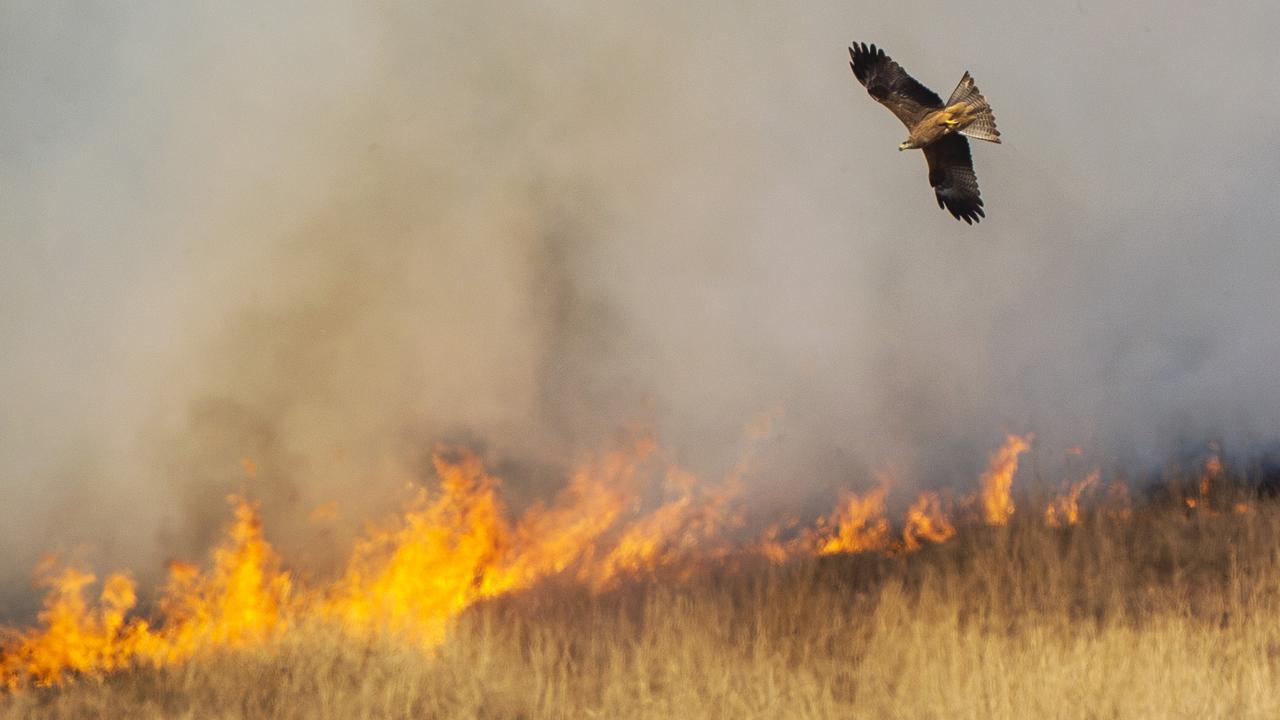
[848,42,1001,224]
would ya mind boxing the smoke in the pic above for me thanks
[3,1,1280,611]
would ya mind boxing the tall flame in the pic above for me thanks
[979,434,1033,525]
[324,450,512,648]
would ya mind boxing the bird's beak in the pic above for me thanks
[898,142,908,151]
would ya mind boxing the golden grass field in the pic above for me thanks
[5,490,1280,719]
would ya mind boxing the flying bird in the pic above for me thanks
[848,42,1001,224]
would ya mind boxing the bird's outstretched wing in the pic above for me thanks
[923,134,985,224]
[848,43,943,128]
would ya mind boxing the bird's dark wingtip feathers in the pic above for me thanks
[849,42,882,60]
[940,198,985,224]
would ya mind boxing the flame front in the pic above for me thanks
[2,431,1138,692]
[1,496,288,689]
[0,567,138,688]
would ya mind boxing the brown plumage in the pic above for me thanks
[848,42,1001,224]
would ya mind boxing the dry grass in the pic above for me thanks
[6,499,1280,719]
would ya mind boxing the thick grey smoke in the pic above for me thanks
[3,1,1280,612]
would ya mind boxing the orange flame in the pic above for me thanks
[902,492,955,551]
[1,496,288,689]
[2,431,1090,691]
[0,567,139,689]
[582,465,742,590]
[980,434,1033,525]
[816,483,891,556]
[324,451,511,648]
[1045,470,1100,528]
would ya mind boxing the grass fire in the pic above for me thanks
[6,434,1280,717]
[6,2,1280,718]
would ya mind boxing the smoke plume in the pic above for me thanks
[3,1,1280,615]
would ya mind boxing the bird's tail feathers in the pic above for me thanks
[948,72,1001,144]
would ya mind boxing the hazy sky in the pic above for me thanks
[3,1,1280,609]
